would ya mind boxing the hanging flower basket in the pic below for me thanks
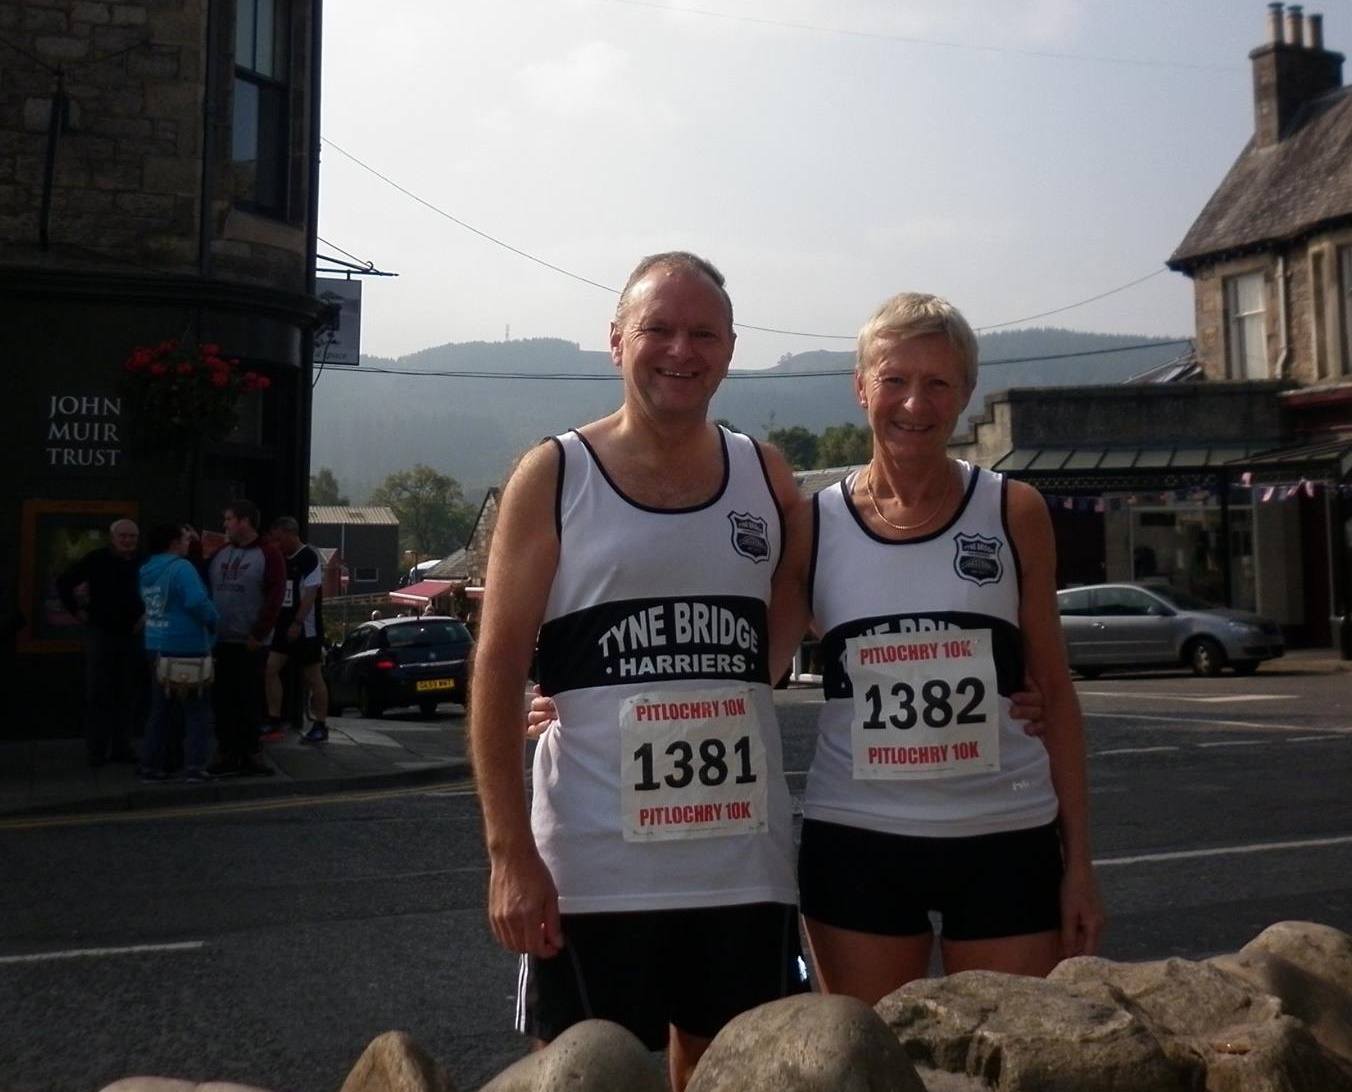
[120,339,271,450]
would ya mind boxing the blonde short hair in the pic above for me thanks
[856,292,979,391]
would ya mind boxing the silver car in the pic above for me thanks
[1056,582,1285,678]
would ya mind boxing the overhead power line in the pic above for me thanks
[322,338,1192,381]
[323,138,1178,340]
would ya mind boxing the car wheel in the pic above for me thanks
[1188,637,1225,677]
[359,684,383,719]
[1075,667,1102,680]
[1231,659,1260,676]
[418,700,439,717]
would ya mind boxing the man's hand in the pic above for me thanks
[526,684,560,740]
[1012,677,1046,738]
[245,636,262,654]
[488,846,564,958]
[287,622,302,639]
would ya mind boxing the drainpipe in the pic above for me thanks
[199,0,218,278]
[297,0,323,535]
[1275,254,1291,379]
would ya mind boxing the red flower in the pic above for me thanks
[121,338,271,446]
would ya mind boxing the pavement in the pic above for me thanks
[0,709,474,820]
[1,648,1347,820]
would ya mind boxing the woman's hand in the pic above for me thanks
[1059,861,1107,958]
[527,684,560,740]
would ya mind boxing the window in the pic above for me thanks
[354,566,379,583]
[1090,587,1161,617]
[232,0,289,216]
[1224,272,1268,379]
[1056,588,1092,616]
[1341,246,1352,376]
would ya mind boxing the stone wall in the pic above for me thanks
[953,380,1290,467]
[0,0,312,291]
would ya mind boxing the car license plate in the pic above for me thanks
[416,679,454,693]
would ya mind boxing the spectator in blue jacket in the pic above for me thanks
[139,523,219,782]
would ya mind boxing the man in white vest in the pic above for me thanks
[470,253,806,1090]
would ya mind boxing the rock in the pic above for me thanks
[339,1030,456,1092]
[877,969,1187,1092]
[687,993,924,1092]
[1050,954,1281,1083]
[1211,920,1352,1066]
[478,1020,665,1092]
[1051,950,1352,1092]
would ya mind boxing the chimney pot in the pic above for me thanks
[1286,4,1305,47]
[1269,2,1286,43]
[1309,12,1324,50]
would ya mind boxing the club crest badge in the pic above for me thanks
[728,511,770,562]
[953,533,1004,586]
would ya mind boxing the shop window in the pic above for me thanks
[354,567,379,583]
[232,0,290,216]
[1341,246,1352,376]
[1224,272,1267,379]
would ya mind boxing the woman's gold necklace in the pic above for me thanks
[864,463,954,532]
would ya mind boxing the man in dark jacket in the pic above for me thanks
[206,499,286,777]
[56,518,145,765]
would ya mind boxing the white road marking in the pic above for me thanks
[1093,746,1179,756]
[1080,691,1289,703]
[0,941,205,965]
[1096,833,1352,868]
[1195,739,1267,748]
[1087,712,1315,731]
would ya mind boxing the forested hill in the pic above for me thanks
[311,328,1188,501]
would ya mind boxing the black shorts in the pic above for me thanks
[270,633,323,666]
[516,902,807,1049]
[798,818,1063,942]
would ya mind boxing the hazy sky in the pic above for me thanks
[317,0,1307,369]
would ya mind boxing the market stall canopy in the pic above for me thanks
[388,579,454,605]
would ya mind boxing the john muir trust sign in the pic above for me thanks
[45,394,124,473]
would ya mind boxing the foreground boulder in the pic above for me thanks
[99,921,1352,1092]
[877,969,1187,1092]
[688,993,925,1092]
[873,925,1352,1092]
[339,1030,456,1092]
[478,1019,665,1092]
[1210,919,1352,1067]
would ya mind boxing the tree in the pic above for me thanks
[310,466,348,506]
[369,464,465,560]
[816,423,872,468]
[766,425,819,470]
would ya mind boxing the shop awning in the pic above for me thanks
[388,579,455,605]
[991,443,1267,475]
[1231,433,1352,483]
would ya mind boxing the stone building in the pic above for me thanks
[2,0,326,735]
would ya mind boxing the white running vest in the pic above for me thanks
[532,427,796,913]
[804,462,1059,837]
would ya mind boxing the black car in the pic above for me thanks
[325,616,473,718]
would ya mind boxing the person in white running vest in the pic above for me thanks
[775,291,1105,1004]
[470,252,808,1090]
